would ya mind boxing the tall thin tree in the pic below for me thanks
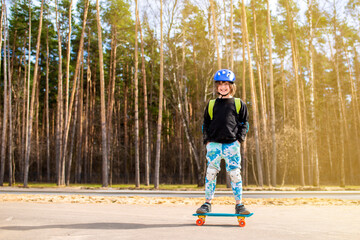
[96,0,109,187]
[24,0,45,187]
[6,5,13,186]
[267,0,277,187]
[45,5,50,182]
[307,0,319,186]
[0,2,8,186]
[138,12,150,186]
[242,0,263,186]
[331,2,346,187]
[222,0,229,68]
[65,0,73,142]
[134,0,140,188]
[251,1,269,185]
[106,29,116,185]
[55,0,64,185]
[83,30,91,183]
[62,0,73,184]
[154,0,164,189]
[286,0,305,186]
[240,0,248,185]
[61,0,90,186]
[210,0,221,69]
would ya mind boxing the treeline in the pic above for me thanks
[0,0,359,188]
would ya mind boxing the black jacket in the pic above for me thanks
[203,98,249,144]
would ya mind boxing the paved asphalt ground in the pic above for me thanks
[1,202,360,240]
[1,189,360,239]
[2,187,360,199]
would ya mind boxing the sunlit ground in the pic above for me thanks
[0,194,359,206]
[2,182,360,191]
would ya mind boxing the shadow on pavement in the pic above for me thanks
[0,222,196,230]
[1,222,243,230]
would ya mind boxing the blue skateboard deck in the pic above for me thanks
[193,213,253,227]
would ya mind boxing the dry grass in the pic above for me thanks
[0,194,359,206]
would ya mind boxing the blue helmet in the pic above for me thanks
[214,69,235,83]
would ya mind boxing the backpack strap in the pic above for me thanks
[208,98,242,120]
[234,98,241,114]
[208,99,216,120]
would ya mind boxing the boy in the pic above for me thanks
[196,69,250,215]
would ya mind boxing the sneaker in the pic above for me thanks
[196,202,211,214]
[235,204,250,215]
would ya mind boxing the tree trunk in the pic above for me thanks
[106,28,115,186]
[76,45,84,184]
[15,61,23,183]
[354,49,360,119]
[89,71,95,183]
[138,13,150,186]
[124,65,129,183]
[95,0,108,187]
[210,0,221,69]
[66,66,80,186]
[6,14,13,186]
[0,4,7,186]
[83,27,91,183]
[241,0,263,186]
[331,4,346,187]
[240,0,248,185]
[65,0,73,151]
[177,112,184,184]
[61,0,89,186]
[353,50,360,182]
[55,0,64,186]
[24,0,44,187]
[45,17,50,182]
[285,0,305,186]
[325,100,333,175]
[21,40,27,182]
[281,58,286,126]
[0,4,3,77]
[267,0,277,187]
[300,70,311,185]
[308,0,319,186]
[154,0,164,189]
[222,0,229,69]
[35,75,40,182]
[61,0,73,184]
[344,46,359,183]
[134,0,140,187]
[252,1,268,185]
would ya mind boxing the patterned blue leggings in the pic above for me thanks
[205,141,242,201]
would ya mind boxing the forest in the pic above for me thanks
[0,0,359,188]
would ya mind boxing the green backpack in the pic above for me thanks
[208,98,242,120]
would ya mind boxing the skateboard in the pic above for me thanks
[193,212,254,227]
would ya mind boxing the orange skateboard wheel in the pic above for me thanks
[196,218,205,226]
[238,219,246,227]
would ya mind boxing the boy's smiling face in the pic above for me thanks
[217,81,231,97]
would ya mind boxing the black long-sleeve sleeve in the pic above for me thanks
[203,102,211,144]
[236,100,249,143]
